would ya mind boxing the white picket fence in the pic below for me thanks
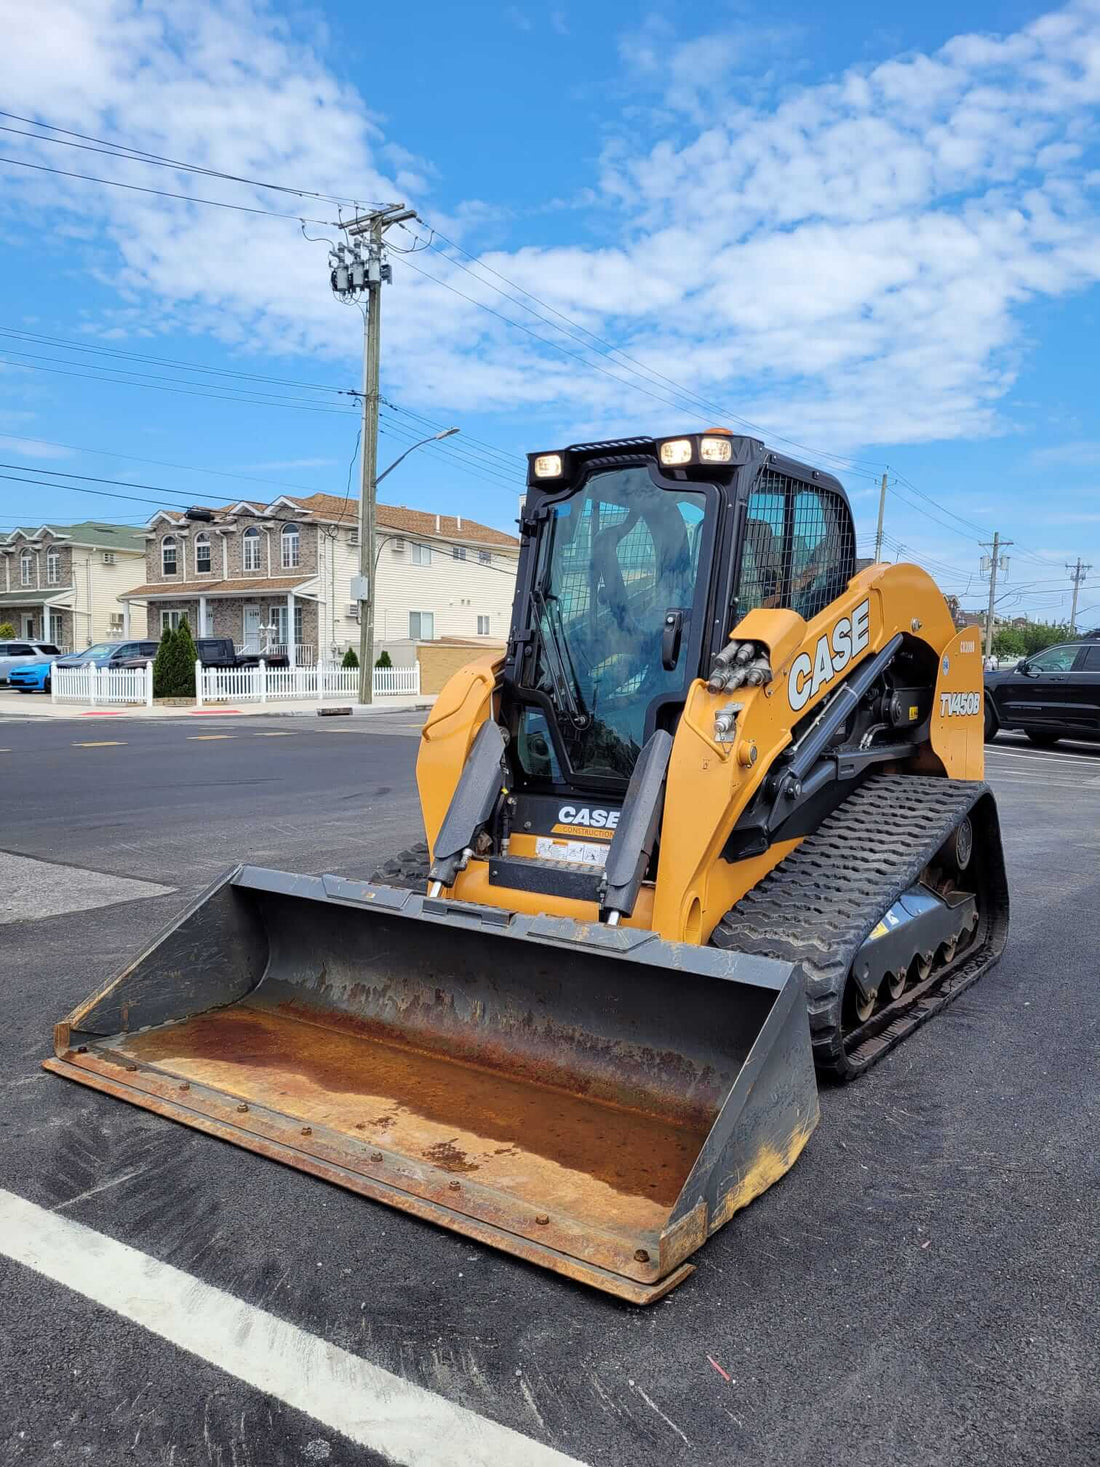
[47,659,419,707]
[197,660,420,705]
[52,662,154,707]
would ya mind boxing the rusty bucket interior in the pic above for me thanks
[46,866,819,1302]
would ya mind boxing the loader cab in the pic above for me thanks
[504,433,856,796]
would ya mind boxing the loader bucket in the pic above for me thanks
[46,867,818,1303]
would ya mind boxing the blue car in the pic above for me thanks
[8,660,52,693]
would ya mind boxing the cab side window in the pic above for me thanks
[736,470,854,621]
[1027,644,1080,672]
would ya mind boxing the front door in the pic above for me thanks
[20,613,34,639]
[1001,642,1080,729]
[243,605,261,651]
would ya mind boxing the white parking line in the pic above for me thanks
[987,746,1100,766]
[0,1188,584,1467]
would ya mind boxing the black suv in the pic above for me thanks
[984,639,1100,745]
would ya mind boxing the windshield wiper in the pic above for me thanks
[530,585,590,728]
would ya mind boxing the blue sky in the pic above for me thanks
[0,0,1099,623]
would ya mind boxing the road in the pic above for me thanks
[1,714,1098,1467]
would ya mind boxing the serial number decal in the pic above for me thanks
[940,691,982,717]
[960,640,976,653]
[788,598,870,713]
[536,837,609,867]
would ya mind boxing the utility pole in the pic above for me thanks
[874,470,888,562]
[980,533,1013,660]
[330,204,416,702]
[1067,558,1090,633]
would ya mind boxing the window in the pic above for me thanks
[161,609,184,632]
[1027,644,1079,673]
[452,546,467,561]
[478,549,492,565]
[109,614,124,634]
[20,550,33,586]
[1081,644,1100,671]
[736,472,854,622]
[272,604,304,647]
[242,526,261,571]
[411,543,431,566]
[161,537,178,576]
[46,550,60,585]
[477,614,491,635]
[194,534,212,574]
[280,523,300,569]
[409,611,435,640]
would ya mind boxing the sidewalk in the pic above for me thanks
[0,692,434,720]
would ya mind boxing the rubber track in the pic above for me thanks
[371,842,430,890]
[711,774,1005,1080]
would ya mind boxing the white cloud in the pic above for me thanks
[0,0,1099,460]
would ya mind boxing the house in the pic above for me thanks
[0,522,147,648]
[121,492,520,665]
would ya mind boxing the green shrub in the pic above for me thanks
[374,649,393,669]
[341,647,359,669]
[0,622,15,639]
[153,620,197,698]
[173,618,197,697]
[153,626,176,698]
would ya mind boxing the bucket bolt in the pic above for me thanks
[634,1249,650,1263]
[448,1180,461,1191]
[535,1214,549,1226]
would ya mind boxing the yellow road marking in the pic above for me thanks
[188,734,235,741]
[72,741,127,748]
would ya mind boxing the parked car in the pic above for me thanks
[984,638,1100,745]
[54,640,160,670]
[8,660,51,693]
[0,640,61,683]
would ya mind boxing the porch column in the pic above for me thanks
[287,592,296,668]
[122,602,131,637]
[199,595,207,638]
[41,601,48,643]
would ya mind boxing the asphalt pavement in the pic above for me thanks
[1,717,1097,1466]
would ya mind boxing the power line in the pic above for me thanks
[0,112,374,210]
[0,325,354,394]
[0,152,338,225]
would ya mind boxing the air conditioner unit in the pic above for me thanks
[102,551,116,565]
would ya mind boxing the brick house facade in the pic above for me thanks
[123,493,519,665]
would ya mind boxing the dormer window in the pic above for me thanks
[162,536,178,576]
[20,550,33,586]
[243,526,261,571]
[195,534,212,573]
[281,522,300,569]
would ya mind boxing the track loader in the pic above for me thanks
[47,430,1009,1303]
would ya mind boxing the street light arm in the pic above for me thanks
[374,428,459,487]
